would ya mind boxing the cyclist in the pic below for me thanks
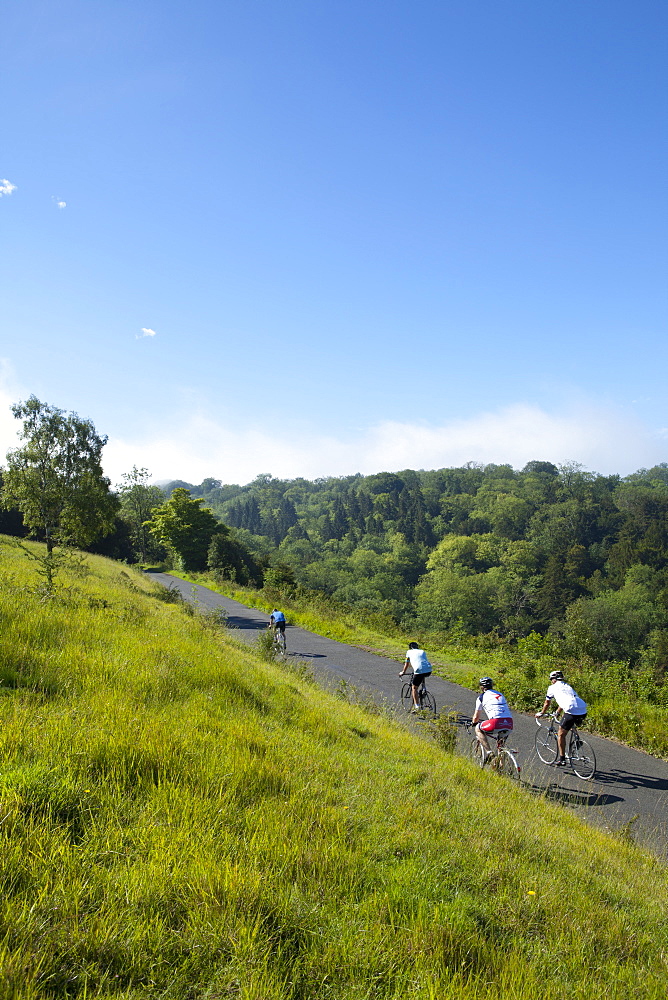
[269,608,286,642]
[471,678,513,762]
[399,642,432,711]
[535,670,587,767]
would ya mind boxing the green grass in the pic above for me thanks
[1,539,668,998]
[172,571,668,760]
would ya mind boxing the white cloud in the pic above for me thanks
[102,401,668,486]
[0,179,17,197]
[0,360,24,460]
[57,200,66,209]
[136,328,157,339]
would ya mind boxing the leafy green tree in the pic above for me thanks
[564,578,663,663]
[0,472,27,538]
[1,396,117,586]
[145,488,220,571]
[116,466,165,563]
[207,528,262,585]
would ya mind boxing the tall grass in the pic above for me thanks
[1,539,668,998]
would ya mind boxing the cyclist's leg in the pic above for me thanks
[558,713,579,762]
[411,677,421,708]
[556,725,567,761]
[476,721,491,752]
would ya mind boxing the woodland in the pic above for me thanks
[164,460,668,670]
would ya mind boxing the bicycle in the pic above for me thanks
[400,671,436,715]
[268,624,287,657]
[464,720,521,781]
[534,713,596,780]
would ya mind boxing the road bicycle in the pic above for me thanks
[269,625,287,657]
[534,713,596,780]
[400,671,436,715]
[464,720,521,781]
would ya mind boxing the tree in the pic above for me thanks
[207,529,262,585]
[145,488,220,570]
[1,396,117,586]
[116,466,165,563]
[564,583,662,663]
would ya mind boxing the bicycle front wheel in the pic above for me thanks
[496,749,521,782]
[420,689,436,715]
[401,683,414,712]
[471,740,485,768]
[569,735,596,780]
[535,727,559,764]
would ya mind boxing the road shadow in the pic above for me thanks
[522,780,622,808]
[225,615,267,631]
[526,753,668,795]
[585,766,668,793]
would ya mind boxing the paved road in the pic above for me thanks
[149,572,668,859]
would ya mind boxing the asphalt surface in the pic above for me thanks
[149,571,668,859]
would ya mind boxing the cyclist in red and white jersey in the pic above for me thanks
[472,677,514,762]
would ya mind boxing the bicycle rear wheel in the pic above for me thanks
[420,688,436,715]
[496,749,521,781]
[569,734,596,780]
[534,727,558,764]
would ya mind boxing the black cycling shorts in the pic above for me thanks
[559,712,586,732]
[412,671,431,686]
[273,621,286,634]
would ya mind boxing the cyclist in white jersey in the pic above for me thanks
[399,642,432,711]
[536,670,587,767]
[472,677,513,760]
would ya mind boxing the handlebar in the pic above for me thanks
[535,712,560,726]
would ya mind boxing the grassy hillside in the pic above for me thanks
[1,539,668,999]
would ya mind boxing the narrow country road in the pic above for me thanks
[149,572,668,860]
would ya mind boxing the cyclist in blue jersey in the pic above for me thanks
[269,608,286,640]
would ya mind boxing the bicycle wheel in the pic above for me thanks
[471,740,486,768]
[401,683,414,712]
[569,734,596,780]
[534,726,559,764]
[496,749,521,782]
[420,688,436,715]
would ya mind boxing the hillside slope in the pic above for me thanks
[0,538,667,999]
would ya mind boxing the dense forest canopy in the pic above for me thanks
[163,460,668,667]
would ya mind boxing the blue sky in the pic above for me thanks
[1,0,666,485]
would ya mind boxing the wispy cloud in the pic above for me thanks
[102,402,668,486]
[56,200,66,209]
[0,360,23,459]
[136,328,157,339]
[0,179,17,197]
